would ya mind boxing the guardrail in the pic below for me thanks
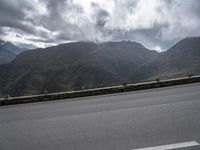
[1,75,200,106]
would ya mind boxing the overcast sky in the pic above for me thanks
[0,0,200,51]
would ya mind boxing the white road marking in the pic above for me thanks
[131,141,200,150]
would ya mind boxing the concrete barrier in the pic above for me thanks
[1,75,200,106]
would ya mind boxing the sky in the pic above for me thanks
[0,0,200,51]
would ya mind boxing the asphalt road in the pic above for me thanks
[0,83,200,150]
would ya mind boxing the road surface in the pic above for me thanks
[0,83,200,150]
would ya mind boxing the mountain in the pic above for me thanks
[0,40,24,64]
[0,37,199,97]
[0,40,5,45]
[0,41,23,55]
[145,37,200,79]
[0,41,158,97]
[0,47,16,65]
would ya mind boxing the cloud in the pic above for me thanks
[0,0,200,50]
[93,6,110,28]
[158,0,200,41]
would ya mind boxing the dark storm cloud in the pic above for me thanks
[0,0,54,45]
[0,0,35,33]
[0,19,35,35]
[41,0,69,30]
[91,2,110,28]
[35,0,89,42]
[96,9,109,28]
[0,0,200,50]
[0,0,26,20]
[0,0,88,46]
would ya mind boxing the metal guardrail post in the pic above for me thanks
[4,95,10,101]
